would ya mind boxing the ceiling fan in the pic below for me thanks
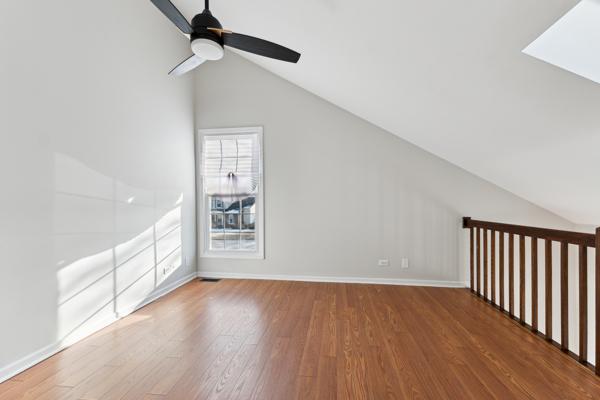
[150,0,301,76]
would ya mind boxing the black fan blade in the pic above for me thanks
[169,55,205,76]
[223,33,300,63]
[150,0,193,34]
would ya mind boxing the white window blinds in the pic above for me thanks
[201,133,261,197]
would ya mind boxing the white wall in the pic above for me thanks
[195,52,575,285]
[0,0,196,379]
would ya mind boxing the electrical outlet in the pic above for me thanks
[401,258,410,269]
[378,259,390,267]
[163,264,175,276]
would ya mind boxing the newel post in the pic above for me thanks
[463,217,472,229]
[463,217,474,292]
[596,227,600,376]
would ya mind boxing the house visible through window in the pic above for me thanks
[198,127,264,258]
[210,196,256,251]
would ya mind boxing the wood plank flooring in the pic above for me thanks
[2,279,600,399]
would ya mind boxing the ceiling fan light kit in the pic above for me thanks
[149,0,301,76]
[191,38,224,60]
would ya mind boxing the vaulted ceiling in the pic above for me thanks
[174,0,600,225]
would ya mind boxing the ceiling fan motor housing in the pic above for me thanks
[190,10,224,60]
[192,10,222,33]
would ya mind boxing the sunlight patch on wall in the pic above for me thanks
[56,246,115,346]
[54,153,183,347]
[523,0,600,85]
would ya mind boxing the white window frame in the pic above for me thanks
[197,126,265,259]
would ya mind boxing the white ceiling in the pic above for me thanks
[175,0,600,225]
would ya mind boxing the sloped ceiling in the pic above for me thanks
[173,0,600,225]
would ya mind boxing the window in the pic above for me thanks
[198,127,264,258]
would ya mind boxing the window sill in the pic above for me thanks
[200,251,265,260]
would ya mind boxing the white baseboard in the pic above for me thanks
[197,271,466,288]
[0,342,61,384]
[0,272,197,384]
[117,272,197,318]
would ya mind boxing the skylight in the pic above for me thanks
[523,0,600,84]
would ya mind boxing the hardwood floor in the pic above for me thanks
[2,279,600,399]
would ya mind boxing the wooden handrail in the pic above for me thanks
[463,217,600,375]
[463,218,596,247]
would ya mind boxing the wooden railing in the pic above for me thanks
[463,217,600,374]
